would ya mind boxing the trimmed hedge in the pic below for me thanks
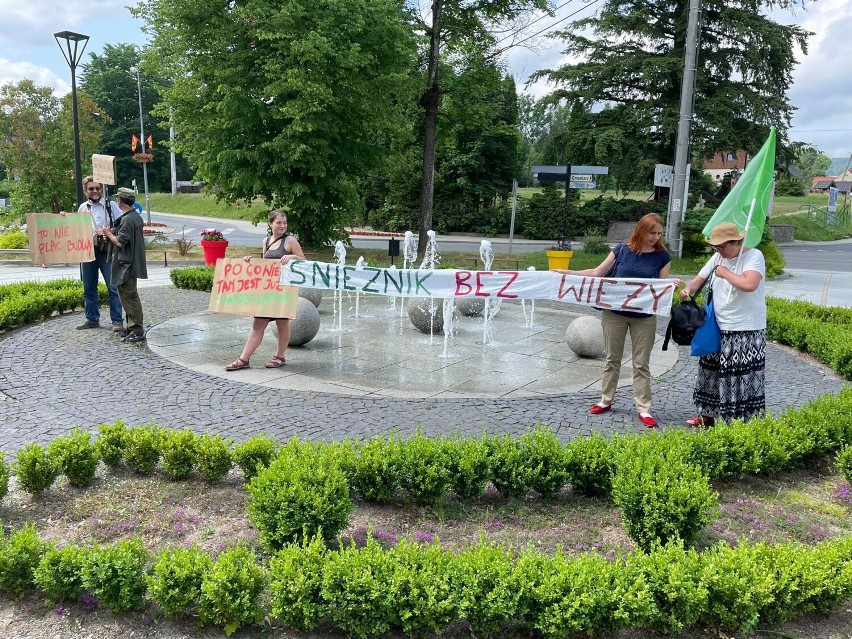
[1,524,851,637]
[0,279,107,333]
[169,265,214,291]
[767,298,852,379]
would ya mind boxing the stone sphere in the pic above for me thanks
[407,298,444,334]
[456,297,485,317]
[565,315,605,358]
[299,287,323,309]
[272,297,321,346]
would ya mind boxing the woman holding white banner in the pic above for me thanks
[554,213,674,428]
[679,222,766,427]
[225,211,305,371]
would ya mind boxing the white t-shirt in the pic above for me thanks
[78,197,118,231]
[699,248,766,331]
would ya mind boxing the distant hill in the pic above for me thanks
[828,157,850,176]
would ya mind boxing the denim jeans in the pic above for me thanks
[81,248,123,324]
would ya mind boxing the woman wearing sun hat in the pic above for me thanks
[678,222,767,427]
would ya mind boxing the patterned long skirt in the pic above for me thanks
[693,329,765,422]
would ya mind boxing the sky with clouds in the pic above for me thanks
[1,0,850,162]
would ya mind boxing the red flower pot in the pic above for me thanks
[200,239,229,266]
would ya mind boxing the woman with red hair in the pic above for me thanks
[554,213,675,427]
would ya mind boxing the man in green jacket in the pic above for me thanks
[101,187,148,343]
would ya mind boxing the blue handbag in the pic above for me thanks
[690,293,721,356]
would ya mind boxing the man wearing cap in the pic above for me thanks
[100,187,148,343]
[77,176,124,332]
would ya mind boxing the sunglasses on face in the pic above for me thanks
[711,240,737,251]
[86,186,102,192]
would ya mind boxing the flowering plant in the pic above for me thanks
[201,229,226,241]
[132,152,153,163]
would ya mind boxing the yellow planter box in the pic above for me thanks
[545,249,573,270]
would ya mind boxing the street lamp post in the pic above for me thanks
[53,31,90,209]
[130,66,151,223]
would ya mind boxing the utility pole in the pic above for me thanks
[665,0,703,257]
[170,109,177,196]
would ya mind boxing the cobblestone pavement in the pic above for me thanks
[0,286,846,455]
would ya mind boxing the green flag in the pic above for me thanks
[702,127,776,248]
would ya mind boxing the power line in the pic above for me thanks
[490,0,604,59]
[790,128,852,133]
[492,0,578,47]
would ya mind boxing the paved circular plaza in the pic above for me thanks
[0,286,845,455]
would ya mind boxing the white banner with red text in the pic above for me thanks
[281,260,676,317]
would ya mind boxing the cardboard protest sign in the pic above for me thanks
[26,213,95,265]
[92,154,117,186]
[209,258,299,318]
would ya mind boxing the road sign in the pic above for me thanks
[570,174,593,181]
[569,182,596,189]
[654,164,673,187]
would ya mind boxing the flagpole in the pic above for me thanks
[726,197,757,302]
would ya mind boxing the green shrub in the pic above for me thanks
[837,445,852,484]
[0,524,49,599]
[123,424,163,475]
[33,545,89,604]
[0,452,9,501]
[757,539,852,625]
[170,265,215,291]
[457,540,525,638]
[520,425,569,497]
[14,443,59,498]
[268,534,328,631]
[398,430,452,506]
[0,279,96,332]
[387,539,461,636]
[159,429,198,480]
[526,551,652,637]
[447,434,491,500]
[198,545,265,633]
[95,421,127,467]
[195,434,233,482]
[147,545,212,616]
[612,447,717,552]
[48,427,99,488]
[233,434,277,481]
[760,239,785,277]
[351,435,402,503]
[487,433,532,498]
[564,433,615,496]
[321,538,395,639]
[248,449,352,549]
[701,541,776,633]
[81,538,148,613]
[581,236,611,254]
[0,228,28,249]
[627,540,708,635]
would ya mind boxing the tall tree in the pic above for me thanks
[80,43,187,193]
[794,144,831,184]
[535,0,809,164]
[133,0,416,247]
[0,80,103,214]
[414,0,549,253]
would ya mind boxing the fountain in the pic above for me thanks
[332,241,347,332]
[354,256,366,318]
[408,230,442,342]
[399,231,418,316]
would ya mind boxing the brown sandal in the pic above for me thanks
[265,355,286,368]
[686,416,714,427]
[225,357,250,371]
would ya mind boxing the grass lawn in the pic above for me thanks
[147,192,264,222]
